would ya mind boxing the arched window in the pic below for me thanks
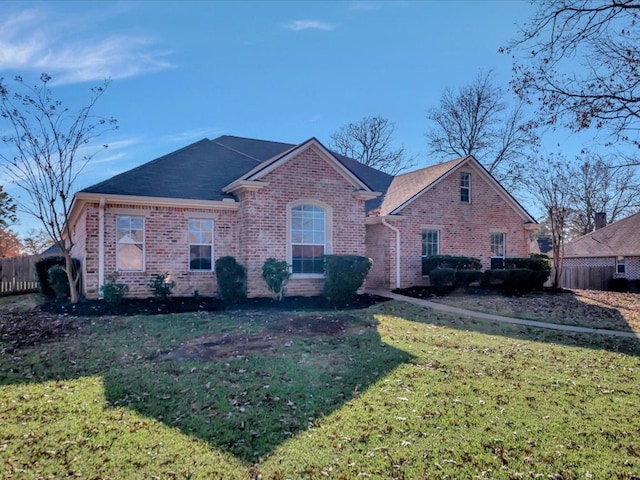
[289,203,329,275]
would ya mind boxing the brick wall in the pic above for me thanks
[368,163,532,289]
[76,145,368,299]
[79,203,238,299]
[237,145,367,297]
[364,223,389,289]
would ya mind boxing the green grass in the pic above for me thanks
[1,300,640,479]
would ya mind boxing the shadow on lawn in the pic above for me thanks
[385,288,640,357]
[1,308,412,464]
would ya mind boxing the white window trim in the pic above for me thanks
[421,229,440,258]
[616,256,626,275]
[287,199,333,278]
[490,232,506,258]
[188,218,214,272]
[460,172,471,204]
[116,215,145,272]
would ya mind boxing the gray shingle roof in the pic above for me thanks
[564,211,640,257]
[80,135,393,211]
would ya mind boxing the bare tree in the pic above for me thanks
[426,71,536,190]
[525,155,575,288]
[0,74,117,303]
[22,228,55,256]
[329,116,415,175]
[505,0,640,157]
[567,154,640,237]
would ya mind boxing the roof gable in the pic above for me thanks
[223,137,375,194]
[379,155,536,223]
[380,156,467,215]
[564,211,640,257]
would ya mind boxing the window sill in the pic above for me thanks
[291,273,325,280]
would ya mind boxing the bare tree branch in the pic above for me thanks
[0,74,117,303]
[505,0,640,160]
[329,116,416,175]
[426,70,536,191]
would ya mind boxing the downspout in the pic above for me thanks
[381,217,401,289]
[98,197,105,298]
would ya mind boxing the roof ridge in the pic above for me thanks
[396,156,468,178]
[567,209,640,243]
[212,140,263,163]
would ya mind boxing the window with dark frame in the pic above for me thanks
[189,219,213,271]
[616,256,626,274]
[460,172,471,203]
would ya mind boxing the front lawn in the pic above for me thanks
[1,297,639,478]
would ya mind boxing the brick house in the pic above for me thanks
[68,135,538,299]
[562,211,640,288]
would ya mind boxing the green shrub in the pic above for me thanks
[455,269,484,287]
[422,255,482,275]
[530,253,552,271]
[215,256,246,303]
[36,256,81,299]
[503,268,534,292]
[483,269,511,287]
[100,273,129,303]
[323,255,372,306]
[505,256,549,271]
[262,258,291,301]
[47,264,70,299]
[530,269,551,290]
[148,272,175,300]
[429,268,456,292]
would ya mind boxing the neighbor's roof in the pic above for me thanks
[564,211,640,258]
[81,135,393,211]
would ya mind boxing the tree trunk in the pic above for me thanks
[64,252,81,304]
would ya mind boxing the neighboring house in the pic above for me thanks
[563,211,640,288]
[68,135,538,299]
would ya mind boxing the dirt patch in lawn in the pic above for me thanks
[156,313,368,361]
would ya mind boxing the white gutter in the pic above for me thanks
[98,197,105,298]
[381,217,401,289]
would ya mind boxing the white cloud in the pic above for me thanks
[286,20,335,32]
[0,8,174,85]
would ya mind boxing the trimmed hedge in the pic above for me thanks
[428,268,456,292]
[215,256,247,303]
[483,269,511,287]
[455,269,484,287]
[422,255,482,275]
[323,255,372,305]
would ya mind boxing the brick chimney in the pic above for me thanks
[595,212,607,230]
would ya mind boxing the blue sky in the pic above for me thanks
[1,0,565,235]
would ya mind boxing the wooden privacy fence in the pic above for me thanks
[561,265,614,291]
[0,255,41,296]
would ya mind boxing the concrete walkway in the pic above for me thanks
[371,290,639,339]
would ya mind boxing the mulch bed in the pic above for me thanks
[38,293,390,317]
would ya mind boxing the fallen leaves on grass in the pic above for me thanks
[434,289,640,332]
[0,310,76,354]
